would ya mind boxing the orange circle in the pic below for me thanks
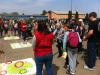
[14,61,24,68]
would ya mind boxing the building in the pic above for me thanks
[1,15,48,20]
[46,11,86,20]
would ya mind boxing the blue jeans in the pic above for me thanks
[86,42,96,68]
[22,32,27,41]
[35,54,53,75]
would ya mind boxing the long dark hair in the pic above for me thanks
[37,20,50,35]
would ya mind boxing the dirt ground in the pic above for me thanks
[0,38,100,75]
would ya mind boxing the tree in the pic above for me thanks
[85,13,89,21]
[1,12,9,16]
[68,11,72,19]
[42,10,47,15]
[75,11,79,19]
[10,12,19,16]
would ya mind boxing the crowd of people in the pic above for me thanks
[0,12,100,75]
[32,12,100,75]
[0,18,33,43]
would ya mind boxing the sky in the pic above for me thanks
[0,0,100,16]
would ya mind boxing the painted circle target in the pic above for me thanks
[14,61,24,68]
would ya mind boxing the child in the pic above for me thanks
[20,20,27,44]
[63,24,82,75]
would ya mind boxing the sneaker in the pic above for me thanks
[89,68,94,71]
[64,64,69,69]
[66,69,70,74]
[84,65,94,71]
[70,72,75,75]
[84,65,89,69]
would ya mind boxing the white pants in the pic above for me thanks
[68,48,78,73]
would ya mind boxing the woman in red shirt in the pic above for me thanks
[32,20,55,75]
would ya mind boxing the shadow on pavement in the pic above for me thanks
[43,64,59,75]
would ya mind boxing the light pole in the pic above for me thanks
[71,0,72,11]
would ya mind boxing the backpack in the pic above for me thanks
[38,35,52,48]
[14,23,18,29]
[67,31,79,48]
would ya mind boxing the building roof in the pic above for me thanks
[50,10,85,15]
[52,11,68,14]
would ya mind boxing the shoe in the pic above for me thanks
[70,72,75,75]
[84,65,94,71]
[64,64,69,69]
[66,69,70,74]
[84,65,88,69]
[93,66,96,69]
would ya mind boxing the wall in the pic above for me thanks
[46,11,86,20]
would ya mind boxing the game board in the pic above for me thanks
[4,36,20,40]
[0,58,36,75]
[10,42,32,49]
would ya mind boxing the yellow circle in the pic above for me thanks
[15,61,24,68]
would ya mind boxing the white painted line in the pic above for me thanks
[10,42,32,49]
[4,36,20,40]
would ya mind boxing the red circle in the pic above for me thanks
[5,60,12,64]
[0,70,7,75]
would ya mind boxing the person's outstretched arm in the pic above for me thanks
[32,35,36,50]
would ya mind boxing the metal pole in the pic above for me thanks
[71,0,72,11]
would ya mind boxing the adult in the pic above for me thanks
[32,20,55,75]
[27,21,33,37]
[56,22,64,58]
[83,12,100,70]
[13,21,18,36]
[9,19,14,36]
[0,18,4,37]
[3,21,9,36]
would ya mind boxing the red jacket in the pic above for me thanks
[34,31,54,57]
[21,22,27,32]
